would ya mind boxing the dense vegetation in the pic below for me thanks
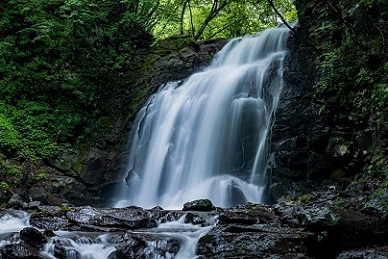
[297,0,387,208]
[0,0,296,190]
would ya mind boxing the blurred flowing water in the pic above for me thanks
[115,27,289,209]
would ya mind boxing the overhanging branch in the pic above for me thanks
[266,0,296,33]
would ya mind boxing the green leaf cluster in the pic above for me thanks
[312,0,388,128]
[151,0,297,40]
[0,0,155,161]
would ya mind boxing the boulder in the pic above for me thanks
[7,194,25,208]
[183,199,215,211]
[20,227,47,249]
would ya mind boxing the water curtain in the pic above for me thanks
[116,27,289,209]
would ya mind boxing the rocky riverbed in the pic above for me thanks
[1,190,387,259]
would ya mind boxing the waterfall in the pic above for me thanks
[115,27,289,209]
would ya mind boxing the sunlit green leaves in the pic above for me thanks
[0,0,154,159]
[0,114,20,153]
[151,0,297,40]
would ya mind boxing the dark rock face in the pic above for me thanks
[268,21,386,204]
[268,26,329,202]
[276,0,388,209]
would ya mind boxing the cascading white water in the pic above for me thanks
[115,27,289,209]
[0,210,30,234]
[142,214,217,259]
[0,211,31,248]
[0,211,116,259]
[41,233,116,259]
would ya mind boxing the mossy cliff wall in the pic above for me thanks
[269,0,387,215]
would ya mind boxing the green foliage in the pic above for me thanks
[360,0,384,8]
[332,197,348,208]
[317,231,328,242]
[0,182,9,191]
[308,0,388,187]
[151,0,297,40]
[365,150,388,176]
[0,154,23,190]
[297,194,313,203]
[0,155,22,177]
[60,205,75,212]
[286,193,314,203]
[0,114,19,153]
[312,0,388,130]
[0,0,155,160]
[36,171,47,180]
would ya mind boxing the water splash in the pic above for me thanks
[0,211,31,250]
[41,233,116,259]
[115,27,289,209]
[142,214,217,259]
[0,210,30,234]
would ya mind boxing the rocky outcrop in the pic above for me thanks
[268,25,329,202]
[183,199,215,211]
[1,195,387,258]
[269,17,387,205]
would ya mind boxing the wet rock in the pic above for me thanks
[158,211,187,223]
[2,199,388,258]
[197,227,309,258]
[27,201,41,209]
[334,208,388,249]
[43,229,56,237]
[51,176,92,206]
[269,26,329,202]
[111,233,147,258]
[183,199,215,211]
[1,243,44,258]
[297,205,338,226]
[30,214,69,231]
[0,190,11,204]
[184,212,210,225]
[20,227,47,249]
[338,248,388,259]
[142,238,181,258]
[218,204,276,225]
[7,194,25,208]
[65,206,159,230]
[363,188,388,220]
[74,148,108,186]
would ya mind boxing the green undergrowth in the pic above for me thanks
[312,0,388,128]
[306,0,387,180]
